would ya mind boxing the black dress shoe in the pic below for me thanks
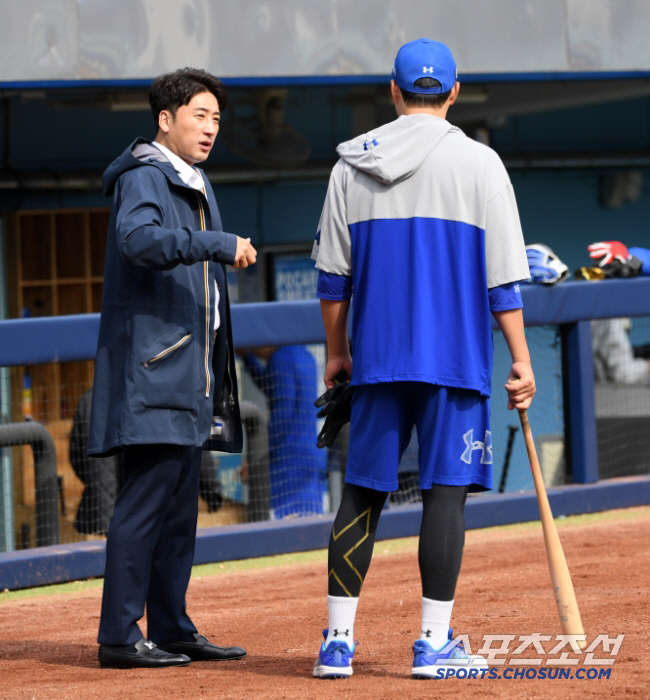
[99,638,191,668]
[158,633,246,661]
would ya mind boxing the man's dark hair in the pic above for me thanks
[400,77,451,108]
[149,67,227,129]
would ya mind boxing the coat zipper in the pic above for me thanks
[195,190,211,398]
[143,334,191,368]
[225,336,235,408]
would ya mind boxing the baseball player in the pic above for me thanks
[311,38,535,679]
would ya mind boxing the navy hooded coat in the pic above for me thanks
[88,139,243,457]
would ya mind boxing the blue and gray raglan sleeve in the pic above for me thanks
[483,151,530,312]
[311,161,353,301]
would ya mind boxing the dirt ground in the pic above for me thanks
[0,507,647,700]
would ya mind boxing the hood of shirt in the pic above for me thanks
[336,113,457,185]
[102,138,175,196]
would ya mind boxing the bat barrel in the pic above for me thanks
[518,408,586,648]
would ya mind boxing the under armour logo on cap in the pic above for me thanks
[392,38,457,94]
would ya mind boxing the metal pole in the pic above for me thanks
[0,421,59,547]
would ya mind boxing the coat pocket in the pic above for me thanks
[135,331,198,410]
[143,333,191,368]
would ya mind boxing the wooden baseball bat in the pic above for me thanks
[517,407,586,648]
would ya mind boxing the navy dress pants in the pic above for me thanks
[98,444,202,646]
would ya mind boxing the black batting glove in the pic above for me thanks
[314,373,354,448]
[601,256,643,278]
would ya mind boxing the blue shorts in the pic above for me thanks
[345,382,492,492]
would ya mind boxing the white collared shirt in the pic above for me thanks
[152,141,220,331]
[152,141,205,191]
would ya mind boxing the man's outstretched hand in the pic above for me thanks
[233,237,257,268]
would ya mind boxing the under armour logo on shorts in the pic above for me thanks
[461,429,493,465]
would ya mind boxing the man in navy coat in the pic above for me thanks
[88,68,257,668]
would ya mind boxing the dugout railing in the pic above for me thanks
[1,277,649,589]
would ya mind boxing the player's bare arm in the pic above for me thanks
[493,308,536,410]
[233,236,257,268]
[320,299,352,387]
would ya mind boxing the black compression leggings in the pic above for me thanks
[418,484,469,601]
[327,484,386,597]
[327,482,468,600]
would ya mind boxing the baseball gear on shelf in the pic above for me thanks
[314,379,354,449]
[412,629,488,679]
[629,246,650,275]
[601,256,643,278]
[588,240,631,267]
[313,629,355,678]
[574,266,605,281]
[525,244,569,285]
[587,240,643,278]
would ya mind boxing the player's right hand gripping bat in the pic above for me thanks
[517,407,586,648]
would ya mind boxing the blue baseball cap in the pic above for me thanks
[392,38,457,94]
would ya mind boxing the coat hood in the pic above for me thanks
[103,138,174,196]
[336,114,457,185]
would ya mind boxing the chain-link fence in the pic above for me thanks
[1,315,648,552]
[593,315,650,479]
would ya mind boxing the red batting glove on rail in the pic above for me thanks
[588,241,631,267]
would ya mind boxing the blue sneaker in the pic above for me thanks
[412,629,487,679]
[313,629,355,679]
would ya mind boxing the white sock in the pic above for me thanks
[420,597,454,650]
[325,595,359,648]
